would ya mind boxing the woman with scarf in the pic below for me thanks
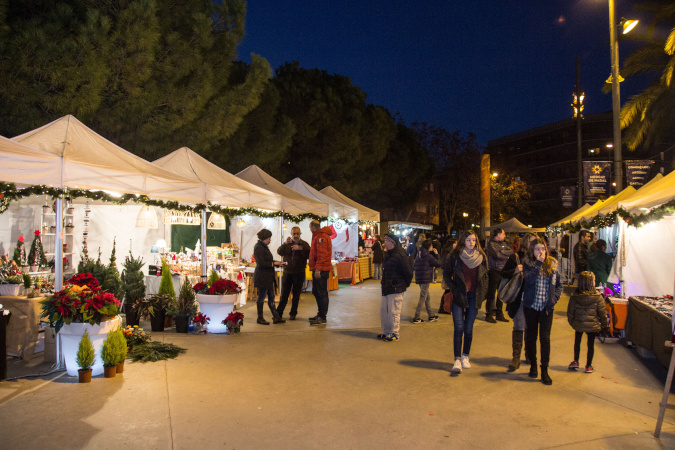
[443,230,488,374]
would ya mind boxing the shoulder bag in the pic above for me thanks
[498,254,523,304]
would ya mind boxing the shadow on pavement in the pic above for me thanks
[334,329,381,340]
[398,358,452,373]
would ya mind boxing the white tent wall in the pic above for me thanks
[229,216,286,263]
[0,202,43,257]
[326,220,358,259]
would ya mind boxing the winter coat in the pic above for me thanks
[522,258,563,314]
[573,241,589,273]
[413,247,441,284]
[309,226,333,272]
[277,239,311,274]
[443,253,489,309]
[253,240,276,290]
[501,249,527,318]
[487,238,514,271]
[372,240,384,264]
[587,249,613,284]
[567,293,607,333]
[381,244,413,296]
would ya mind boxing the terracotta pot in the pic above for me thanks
[116,362,124,374]
[78,369,92,383]
[103,366,117,378]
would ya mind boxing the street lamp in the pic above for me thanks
[463,212,468,231]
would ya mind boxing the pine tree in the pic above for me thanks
[102,238,124,299]
[28,230,48,267]
[76,330,95,371]
[157,260,176,298]
[121,252,145,306]
[12,236,26,266]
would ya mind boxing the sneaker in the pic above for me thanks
[461,355,471,369]
[412,317,423,324]
[377,333,386,340]
[485,315,497,323]
[428,315,439,322]
[308,315,320,322]
[452,359,463,373]
[384,334,399,342]
[585,366,594,373]
[568,361,579,370]
[309,316,326,325]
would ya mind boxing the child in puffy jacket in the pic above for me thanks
[566,271,607,373]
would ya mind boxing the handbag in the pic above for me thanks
[442,289,454,313]
[498,255,523,304]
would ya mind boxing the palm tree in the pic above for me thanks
[618,2,675,151]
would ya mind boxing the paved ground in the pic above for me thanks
[2,280,675,449]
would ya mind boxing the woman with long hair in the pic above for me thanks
[522,237,563,385]
[443,230,488,374]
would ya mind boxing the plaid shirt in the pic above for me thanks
[532,274,549,311]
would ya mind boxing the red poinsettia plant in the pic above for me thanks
[222,311,244,333]
[192,278,242,295]
[193,312,210,325]
[40,272,121,333]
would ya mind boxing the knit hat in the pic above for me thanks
[384,233,399,245]
[257,229,272,240]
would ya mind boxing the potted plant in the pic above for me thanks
[28,230,48,272]
[168,279,197,333]
[192,312,210,333]
[113,328,128,373]
[101,329,118,378]
[222,311,245,334]
[134,294,172,332]
[157,260,176,328]
[40,272,122,376]
[193,270,243,333]
[75,330,95,383]
[122,325,150,352]
[0,255,23,296]
[121,252,145,326]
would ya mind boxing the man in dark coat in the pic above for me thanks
[485,228,513,323]
[276,226,311,320]
[574,230,591,281]
[378,234,413,341]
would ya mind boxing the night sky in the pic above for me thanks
[237,0,649,146]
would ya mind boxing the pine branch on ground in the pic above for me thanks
[129,341,186,362]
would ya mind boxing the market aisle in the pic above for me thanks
[1,280,675,449]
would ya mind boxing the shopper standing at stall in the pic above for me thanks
[573,230,592,281]
[254,229,285,325]
[276,226,311,320]
[378,234,413,341]
[522,238,563,385]
[372,235,384,280]
[485,228,513,323]
[444,231,488,374]
[308,220,332,325]
[587,239,613,289]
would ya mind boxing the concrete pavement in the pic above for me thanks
[1,280,674,449]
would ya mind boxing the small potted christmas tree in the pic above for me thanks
[102,238,124,299]
[121,252,145,326]
[76,330,95,383]
[28,230,48,272]
[101,330,119,378]
[113,328,128,373]
[12,236,27,271]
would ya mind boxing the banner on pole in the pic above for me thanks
[625,160,654,187]
[560,186,576,208]
[583,161,611,202]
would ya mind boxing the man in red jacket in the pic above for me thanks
[308,220,333,325]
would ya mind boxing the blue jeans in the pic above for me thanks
[256,288,276,311]
[452,291,478,358]
[373,263,382,280]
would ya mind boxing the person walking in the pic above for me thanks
[485,228,513,323]
[308,220,332,325]
[438,239,457,315]
[378,234,413,342]
[431,234,442,283]
[587,239,613,289]
[444,231,488,374]
[276,226,311,320]
[502,232,536,371]
[372,234,384,280]
[567,271,607,374]
[522,237,563,385]
[573,230,591,282]
[253,229,285,325]
[412,239,441,323]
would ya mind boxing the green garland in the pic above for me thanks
[547,200,675,233]
[0,182,370,225]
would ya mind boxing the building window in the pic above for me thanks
[416,203,426,213]
[429,183,434,192]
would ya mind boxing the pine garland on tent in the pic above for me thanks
[28,230,48,267]
[12,236,26,267]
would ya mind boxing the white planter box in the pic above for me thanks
[196,294,236,333]
[58,316,121,376]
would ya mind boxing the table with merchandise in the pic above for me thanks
[625,296,673,368]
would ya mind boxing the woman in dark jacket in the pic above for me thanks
[587,239,613,288]
[444,231,488,374]
[501,232,536,372]
[522,237,563,385]
[379,234,413,341]
[412,240,441,323]
[253,229,284,325]
[372,235,384,280]
[567,271,607,373]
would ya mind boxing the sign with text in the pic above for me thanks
[583,161,611,203]
[560,186,576,208]
[625,160,654,187]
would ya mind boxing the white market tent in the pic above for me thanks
[617,170,675,214]
[0,135,64,187]
[571,186,637,224]
[285,177,358,221]
[486,217,545,233]
[549,203,592,228]
[320,186,380,222]
[153,147,282,211]
[598,174,663,216]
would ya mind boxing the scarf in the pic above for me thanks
[460,248,483,269]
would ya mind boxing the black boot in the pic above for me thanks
[541,365,552,385]
[270,303,285,324]
[528,359,538,378]
[257,303,269,325]
[508,330,524,372]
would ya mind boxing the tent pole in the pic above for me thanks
[201,210,207,279]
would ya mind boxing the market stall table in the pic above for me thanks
[1,296,44,359]
[625,296,673,368]
[336,261,361,285]
[358,256,372,280]
[305,263,339,291]
[145,274,184,296]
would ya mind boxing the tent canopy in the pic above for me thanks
[153,147,282,211]
[320,186,380,222]
[618,171,675,214]
[550,203,592,228]
[0,136,64,187]
[571,186,637,224]
[285,177,358,221]
[487,217,545,233]
[236,165,328,216]
[12,115,206,204]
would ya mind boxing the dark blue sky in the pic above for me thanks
[237,1,647,145]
